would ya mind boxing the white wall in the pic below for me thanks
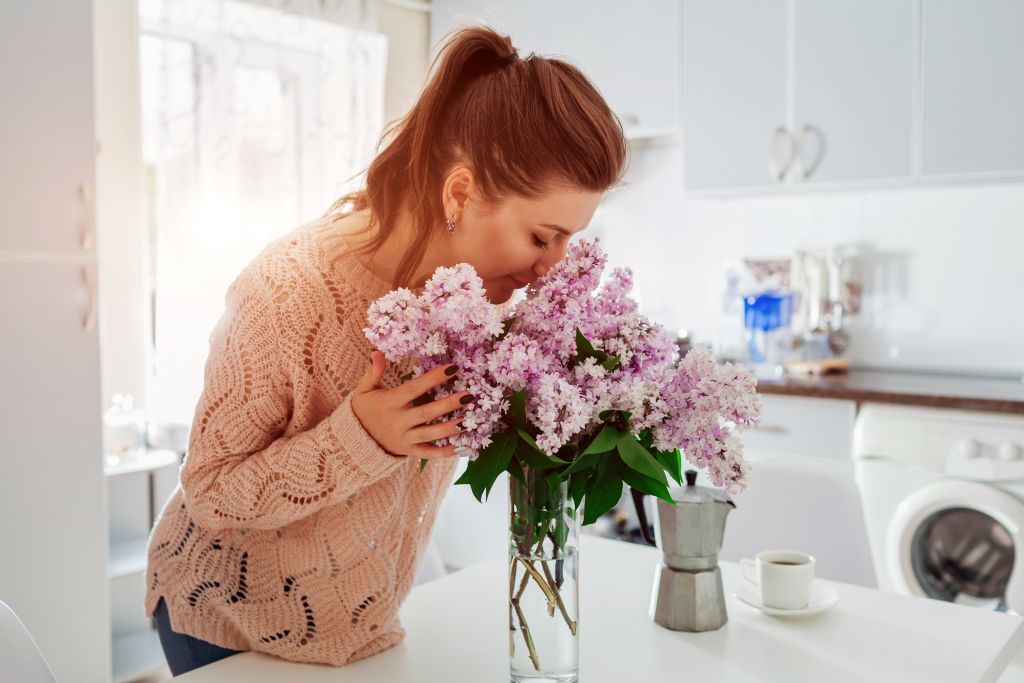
[592,142,1024,378]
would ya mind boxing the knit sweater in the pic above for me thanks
[144,215,458,666]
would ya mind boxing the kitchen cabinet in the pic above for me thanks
[0,260,109,683]
[0,0,97,254]
[682,0,788,190]
[741,394,857,462]
[792,0,914,184]
[921,0,1024,178]
[430,0,679,140]
[1,3,149,682]
[683,0,914,191]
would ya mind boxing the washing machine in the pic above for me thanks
[853,402,1024,614]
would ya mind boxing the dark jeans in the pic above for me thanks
[154,598,242,676]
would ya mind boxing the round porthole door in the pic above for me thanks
[886,480,1024,614]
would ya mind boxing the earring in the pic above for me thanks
[446,214,456,233]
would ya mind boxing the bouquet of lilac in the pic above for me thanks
[363,238,761,516]
[365,238,759,677]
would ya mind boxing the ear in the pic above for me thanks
[442,165,476,215]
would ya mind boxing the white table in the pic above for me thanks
[176,535,1024,682]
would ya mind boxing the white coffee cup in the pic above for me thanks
[740,550,816,610]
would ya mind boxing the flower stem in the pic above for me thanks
[541,559,577,635]
[512,599,541,671]
[520,557,558,616]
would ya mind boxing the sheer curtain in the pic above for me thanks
[139,0,387,425]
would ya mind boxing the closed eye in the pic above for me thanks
[532,235,550,250]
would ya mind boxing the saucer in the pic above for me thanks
[734,578,839,617]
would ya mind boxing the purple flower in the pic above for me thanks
[363,238,760,493]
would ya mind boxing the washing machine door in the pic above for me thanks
[886,480,1024,614]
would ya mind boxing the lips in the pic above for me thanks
[509,276,529,288]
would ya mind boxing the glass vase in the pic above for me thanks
[508,464,580,683]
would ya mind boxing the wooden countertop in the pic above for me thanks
[756,368,1024,415]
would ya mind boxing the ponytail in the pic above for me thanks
[324,25,627,289]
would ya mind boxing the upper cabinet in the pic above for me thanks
[0,0,97,253]
[921,0,1024,178]
[682,0,788,190]
[683,0,915,192]
[792,0,914,184]
[430,0,679,139]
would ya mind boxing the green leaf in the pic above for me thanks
[563,450,602,476]
[569,469,591,509]
[545,471,563,499]
[454,452,489,502]
[599,408,633,423]
[478,430,518,500]
[516,437,563,471]
[651,447,684,485]
[419,458,428,472]
[400,371,414,382]
[617,432,668,484]
[576,327,597,356]
[581,425,621,456]
[616,455,675,504]
[582,459,624,525]
[601,356,621,372]
[507,456,526,486]
[507,389,528,430]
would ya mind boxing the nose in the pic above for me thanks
[532,242,569,279]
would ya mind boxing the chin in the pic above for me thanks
[486,288,513,305]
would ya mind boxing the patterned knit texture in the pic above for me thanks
[145,215,458,666]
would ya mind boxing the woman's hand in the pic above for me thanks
[350,351,473,459]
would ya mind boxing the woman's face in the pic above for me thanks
[444,178,604,304]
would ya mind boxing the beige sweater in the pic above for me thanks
[145,215,457,666]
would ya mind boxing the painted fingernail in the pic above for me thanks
[460,395,474,405]
[444,365,459,376]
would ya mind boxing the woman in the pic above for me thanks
[145,25,627,674]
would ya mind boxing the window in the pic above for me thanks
[139,0,387,424]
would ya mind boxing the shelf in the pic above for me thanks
[104,448,179,477]
[112,628,165,683]
[109,537,149,578]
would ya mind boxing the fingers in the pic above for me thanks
[407,417,465,445]
[409,391,475,426]
[355,351,386,394]
[395,363,459,405]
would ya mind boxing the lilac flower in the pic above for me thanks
[362,238,760,493]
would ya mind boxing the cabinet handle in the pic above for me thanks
[769,126,793,182]
[793,125,824,180]
[79,183,95,250]
[81,265,97,332]
[752,424,787,434]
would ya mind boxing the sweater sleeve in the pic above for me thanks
[179,264,405,531]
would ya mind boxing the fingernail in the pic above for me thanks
[445,365,459,376]
[460,395,474,405]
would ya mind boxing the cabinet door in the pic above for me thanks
[793,0,914,184]
[430,0,679,136]
[682,0,788,190]
[0,1,96,253]
[741,394,856,461]
[921,0,1024,176]
[0,260,110,682]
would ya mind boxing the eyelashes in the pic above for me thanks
[532,235,550,250]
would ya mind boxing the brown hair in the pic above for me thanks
[323,25,628,289]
